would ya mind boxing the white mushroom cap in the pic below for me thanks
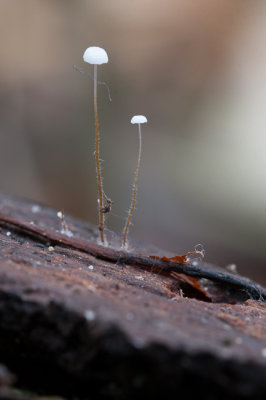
[83,47,108,65]
[131,115,148,124]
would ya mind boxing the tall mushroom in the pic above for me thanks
[83,46,108,244]
[122,115,147,249]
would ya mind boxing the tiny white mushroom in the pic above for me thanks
[57,210,73,237]
[57,211,63,219]
[122,115,147,249]
[83,46,109,245]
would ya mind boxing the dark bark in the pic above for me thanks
[0,193,265,399]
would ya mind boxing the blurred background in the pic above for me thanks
[0,0,266,283]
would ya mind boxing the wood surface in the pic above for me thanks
[0,193,265,399]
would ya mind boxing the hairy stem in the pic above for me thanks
[94,64,105,244]
[122,123,142,248]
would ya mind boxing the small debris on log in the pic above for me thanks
[0,193,265,399]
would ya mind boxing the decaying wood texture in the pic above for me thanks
[0,193,265,399]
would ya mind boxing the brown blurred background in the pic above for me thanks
[0,0,266,283]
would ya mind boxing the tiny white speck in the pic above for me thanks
[135,275,144,280]
[88,265,94,270]
[262,348,266,357]
[30,221,34,225]
[57,211,63,219]
[48,246,54,252]
[126,312,134,321]
[84,310,95,321]
[31,205,41,213]
[6,231,11,237]
[226,264,237,273]
[87,285,96,292]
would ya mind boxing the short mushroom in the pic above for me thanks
[122,115,147,249]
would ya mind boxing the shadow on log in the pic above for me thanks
[0,193,265,399]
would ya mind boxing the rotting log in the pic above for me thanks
[0,193,265,400]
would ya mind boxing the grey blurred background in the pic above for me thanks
[0,0,266,283]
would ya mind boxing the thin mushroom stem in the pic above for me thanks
[93,64,105,244]
[122,123,142,249]
[73,65,112,102]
